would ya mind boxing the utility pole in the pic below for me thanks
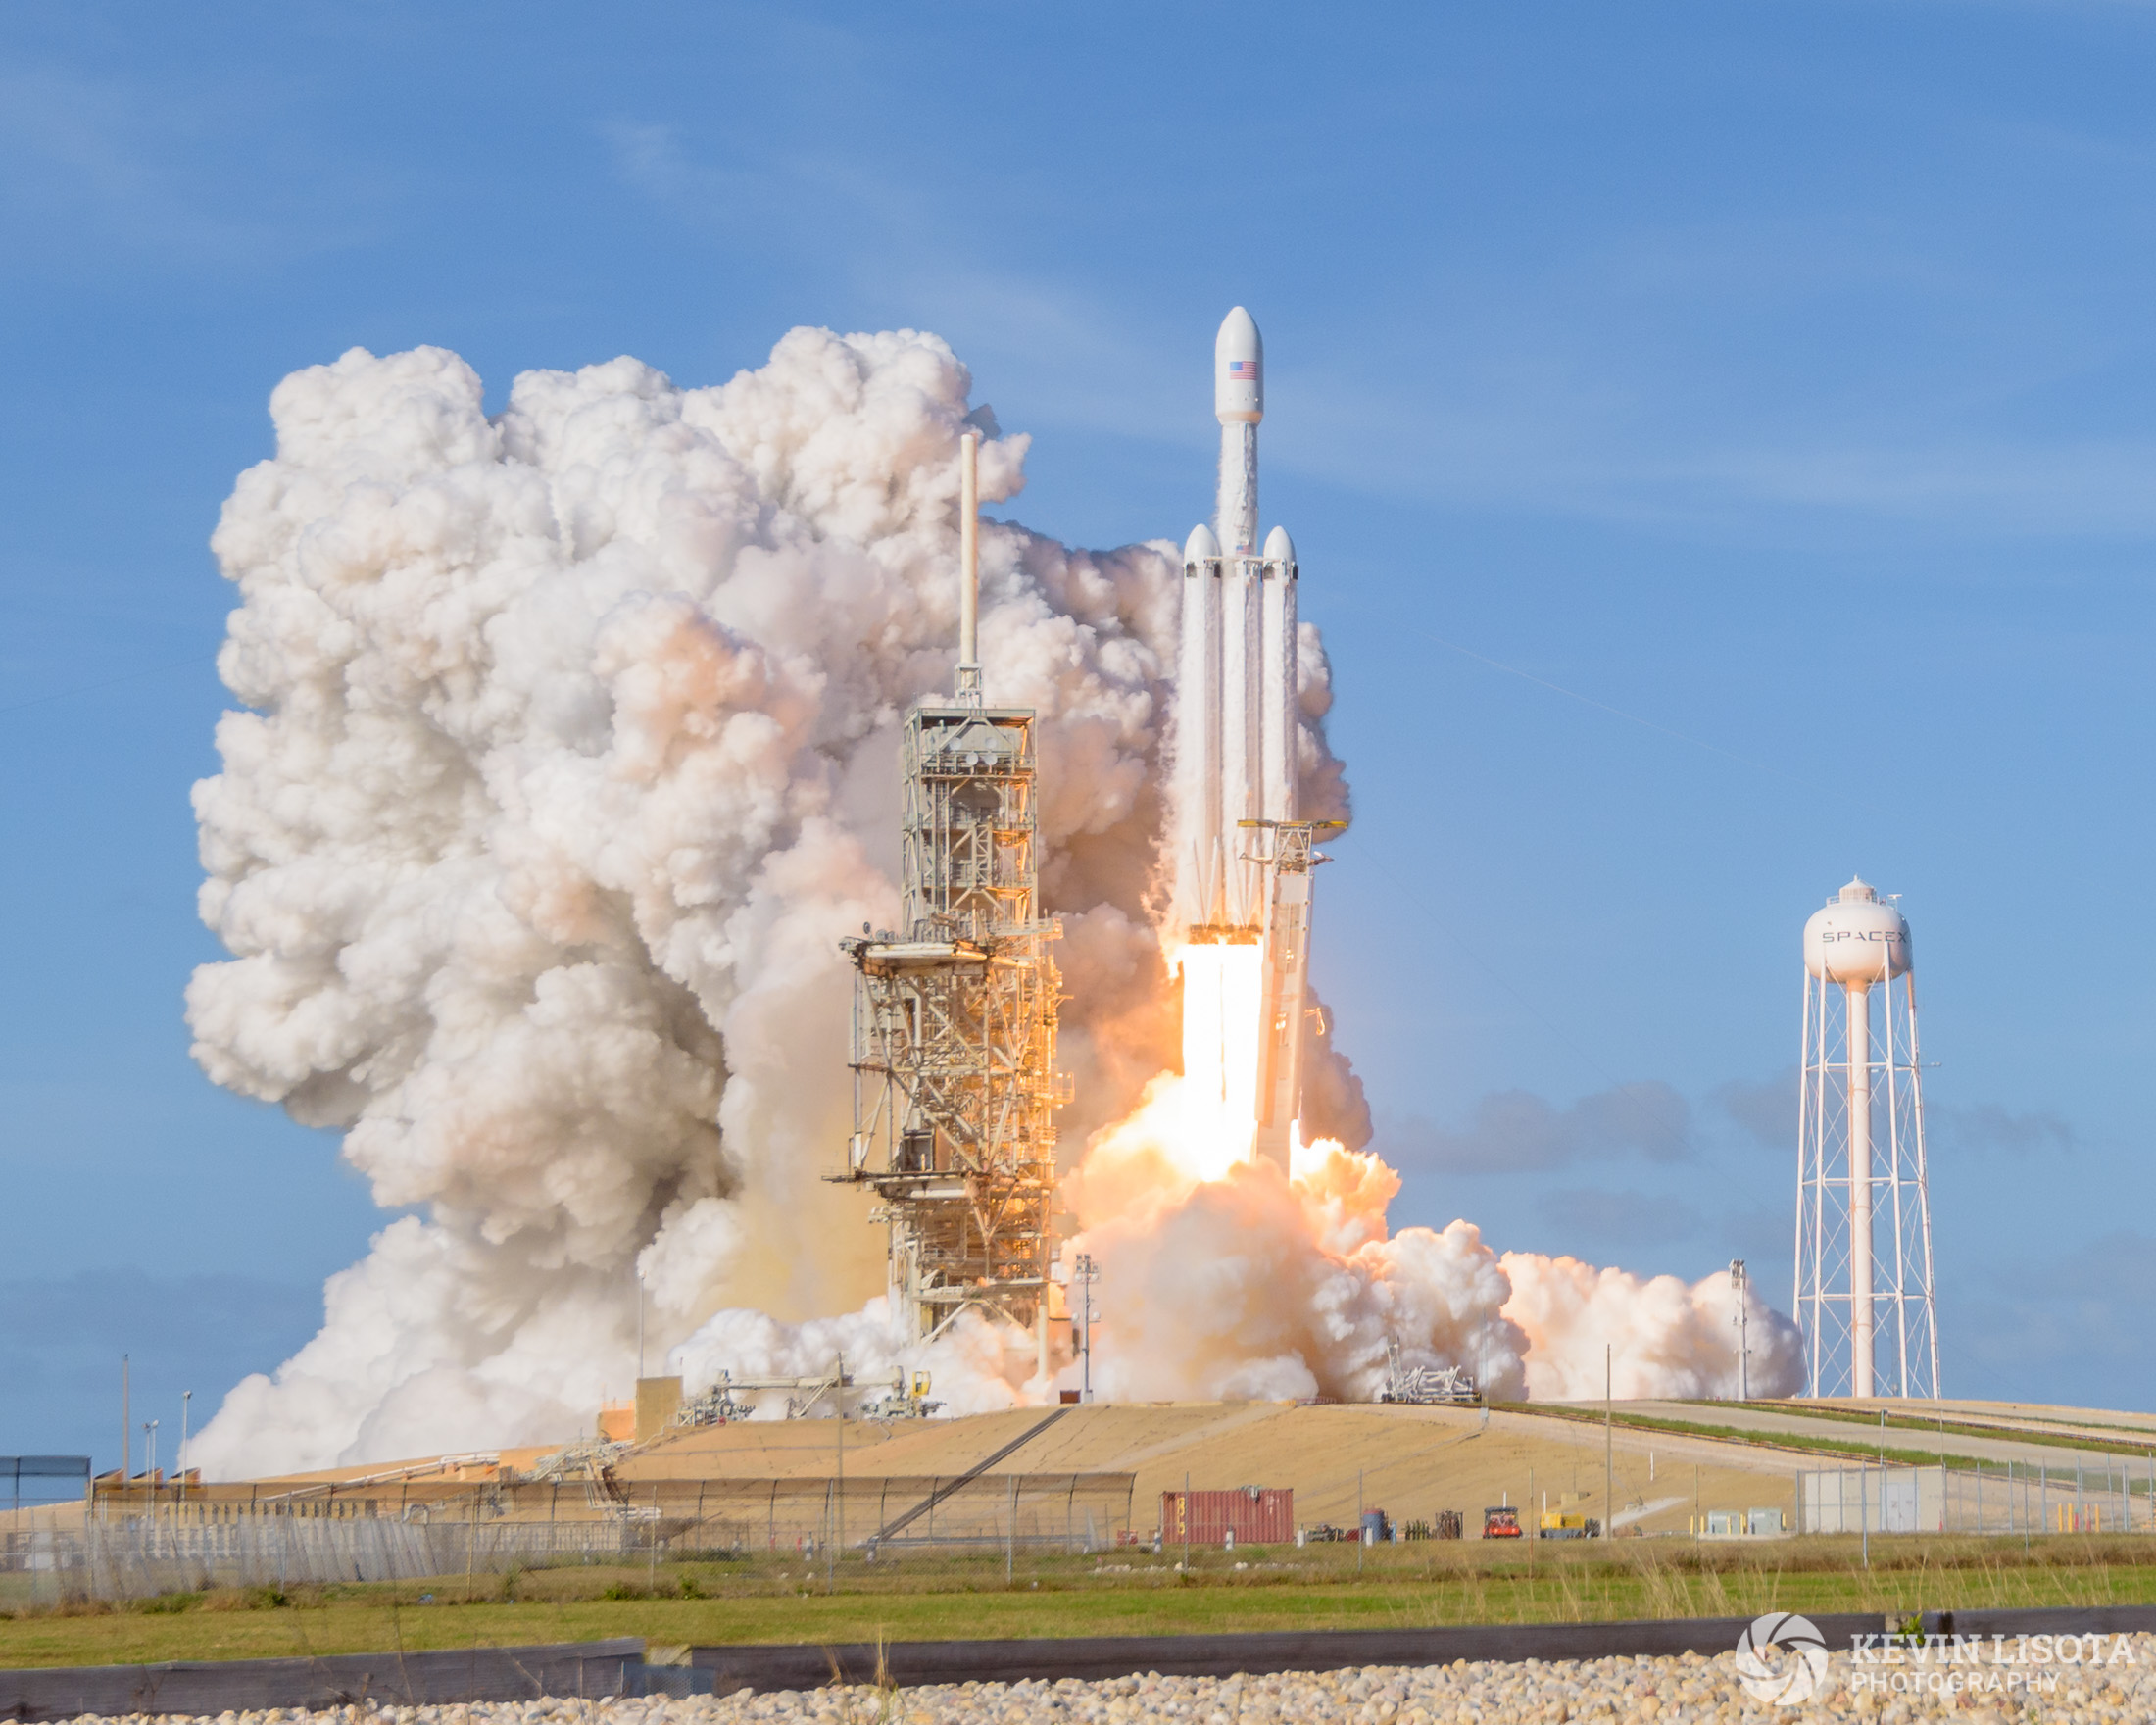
[1729,1260,1750,1401]
[121,1355,129,1483]
[178,1391,192,1502]
[1074,1254,1099,1403]
[1604,1344,1613,1539]
[833,1353,845,1589]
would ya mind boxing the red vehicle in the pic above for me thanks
[1483,1505,1524,1539]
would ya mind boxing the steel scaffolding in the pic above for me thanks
[835,697,1066,1355]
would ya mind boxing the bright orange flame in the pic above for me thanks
[1070,939,1348,1226]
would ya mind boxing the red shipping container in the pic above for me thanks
[1161,1487,1295,1547]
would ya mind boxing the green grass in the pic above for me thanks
[5,1537,2156,1669]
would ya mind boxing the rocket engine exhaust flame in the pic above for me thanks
[182,323,1796,1478]
[1172,941,1267,1180]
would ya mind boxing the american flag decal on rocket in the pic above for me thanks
[1228,359,1258,377]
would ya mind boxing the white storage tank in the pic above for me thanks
[1802,876,1910,988]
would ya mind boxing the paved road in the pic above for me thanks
[1535,1398,2156,1477]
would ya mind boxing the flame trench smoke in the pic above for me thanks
[186,330,1794,1477]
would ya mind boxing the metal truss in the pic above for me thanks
[1794,964,1940,1399]
[834,699,1065,1355]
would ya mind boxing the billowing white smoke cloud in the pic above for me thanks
[186,332,1195,1473]
[1064,1133,1532,1403]
[1500,1252,1800,1401]
[185,327,1792,1477]
[1056,1109,1795,1406]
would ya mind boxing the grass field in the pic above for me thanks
[5,1537,2155,1670]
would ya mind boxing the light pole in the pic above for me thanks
[1730,1260,1750,1401]
[178,1392,192,1501]
[1074,1254,1100,1403]
[1604,1344,1613,1538]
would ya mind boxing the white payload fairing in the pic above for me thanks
[1172,307,1328,1168]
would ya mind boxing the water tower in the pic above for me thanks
[1793,878,1940,1399]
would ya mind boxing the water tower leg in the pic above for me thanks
[1848,981,1875,1399]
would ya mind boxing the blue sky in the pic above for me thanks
[6,1,2156,1466]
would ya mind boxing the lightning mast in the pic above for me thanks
[834,432,1066,1375]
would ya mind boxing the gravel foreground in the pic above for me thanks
[41,1632,2156,1724]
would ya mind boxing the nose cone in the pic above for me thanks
[1262,525,1296,564]
[1214,306,1263,424]
[1184,523,1222,564]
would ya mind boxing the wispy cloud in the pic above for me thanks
[1945,1228,2156,1406]
[1381,1080,1693,1175]
[1714,1068,2081,1158]
[598,120,1195,441]
[1279,353,2156,542]
[1931,1101,2082,1157]
[1717,1070,1796,1150]
[604,110,2156,547]
[0,56,377,274]
[1540,1185,1704,1247]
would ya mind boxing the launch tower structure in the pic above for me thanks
[1793,877,1940,1399]
[834,433,1065,1371]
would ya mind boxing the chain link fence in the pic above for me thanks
[4,1471,1138,1603]
[1799,1463,2156,1535]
